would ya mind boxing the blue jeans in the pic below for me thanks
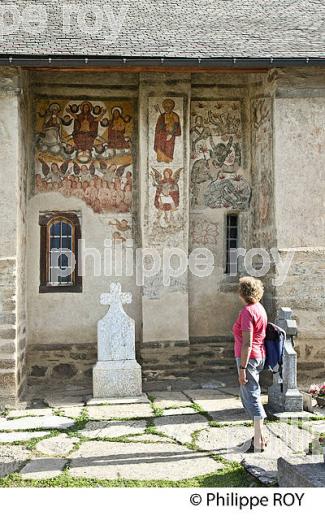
[236,357,267,420]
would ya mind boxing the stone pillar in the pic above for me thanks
[0,68,26,406]
[138,73,191,382]
[268,307,303,413]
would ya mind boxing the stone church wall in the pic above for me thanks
[273,75,325,380]
[1,67,323,401]
[0,67,28,404]
[188,73,253,374]
[26,71,142,388]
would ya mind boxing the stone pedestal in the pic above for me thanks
[93,282,142,398]
[93,360,142,398]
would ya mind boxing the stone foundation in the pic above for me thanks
[26,343,97,386]
[189,337,234,374]
[26,339,238,388]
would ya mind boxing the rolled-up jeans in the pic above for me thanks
[236,357,267,420]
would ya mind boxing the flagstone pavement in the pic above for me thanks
[0,388,323,486]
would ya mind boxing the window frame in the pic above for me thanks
[225,213,239,276]
[39,212,82,293]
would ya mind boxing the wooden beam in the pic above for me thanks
[25,66,269,74]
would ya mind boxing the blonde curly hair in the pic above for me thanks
[239,276,264,304]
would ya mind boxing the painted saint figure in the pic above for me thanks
[67,101,106,153]
[101,107,132,149]
[151,167,183,224]
[154,99,181,163]
[37,103,63,153]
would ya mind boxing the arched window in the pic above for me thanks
[39,212,82,293]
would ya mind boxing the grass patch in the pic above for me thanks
[0,464,262,488]
[191,402,212,420]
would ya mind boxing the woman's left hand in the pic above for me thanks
[238,369,248,385]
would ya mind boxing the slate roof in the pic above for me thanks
[0,0,324,58]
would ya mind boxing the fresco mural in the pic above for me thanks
[190,100,251,210]
[190,216,220,249]
[252,97,273,227]
[153,98,181,163]
[34,99,135,213]
[147,97,185,245]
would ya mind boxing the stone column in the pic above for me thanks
[138,73,191,383]
[0,68,26,406]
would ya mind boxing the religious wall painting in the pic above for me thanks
[150,167,182,228]
[34,99,135,214]
[153,98,181,163]
[251,97,273,228]
[190,215,220,250]
[148,97,185,245]
[190,101,251,210]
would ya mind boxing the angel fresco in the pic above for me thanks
[151,167,183,225]
[154,99,181,163]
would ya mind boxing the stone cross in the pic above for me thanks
[268,307,303,413]
[97,282,135,362]
[100,282,132,307]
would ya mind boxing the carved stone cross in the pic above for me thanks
[93,282,142,398]
[100,282,132,307]
[97,282,135,362]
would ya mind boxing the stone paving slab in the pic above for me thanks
[154,413,209,444]
[20,458,67,480]
[150,391,191,409]
[35,434,79,456]
[302,420,325,435]
[183,389,249,423]
[7,408,53,418]
[87,403,154,421]
[57,406,85,419]
[87,394,150,405]
[196,425,294,485]
[69,441,223,481]
[0,416,75,431]
[266,422,313,453]
[0,445,31,477]
[196,425,252,456]
[123,434,176,444]
[79,420,147,439]
[45,396,86,408]
[216,387,241,397]
[272,411,314,420]
[0,431,50,443]
[163,407,197,416]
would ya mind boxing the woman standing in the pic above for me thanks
[233,276,268,451]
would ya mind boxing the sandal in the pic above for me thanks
[246,436,267,453]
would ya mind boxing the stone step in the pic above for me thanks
[0,325,16,340]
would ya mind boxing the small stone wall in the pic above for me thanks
[139,341,190,382]
[26,339,237,388]
[189,337,234,375]
[26,343,97,387]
